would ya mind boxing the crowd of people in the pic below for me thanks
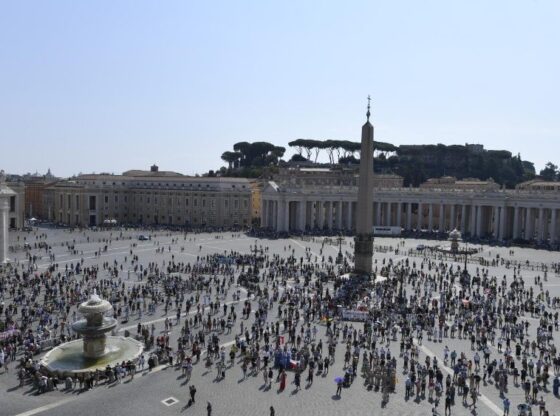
[1,227,560,415]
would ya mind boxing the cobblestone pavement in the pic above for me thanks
[1,228,559,416]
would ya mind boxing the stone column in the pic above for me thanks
[525,207,533,240]
[336,201,343,229]
[406,203,412,230]
[326,201,333,230]
[499,206,507,240]
[0,197,9,264]
[439,203,445,232]
[272,201,278,230]
[317,201,324,229]
[450,204,456,230]
[460,205,466,232]
[428,204,434,231]
[284,201,290,232]
[470,204,476,236]
[513,206,520,239]
[551,208,557,242]
[538,208,545,241]
[476,205,483,237]
[397,202,402,228]
[306,201,313,230]
[385,202,391,226]
[375,202,381,226]
[417,203,423,229]
[298,200,306,231]
[346,201,353,230]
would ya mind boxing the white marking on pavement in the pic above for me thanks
[118,295,248,332]
[12,397,76,416]
[414,340,502,415]
[289,239,320,258]
[161,396,179,406]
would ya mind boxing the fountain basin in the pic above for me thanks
[40,336,144,376]
[71,317,117,335]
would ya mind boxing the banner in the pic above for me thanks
[341,309,369,321]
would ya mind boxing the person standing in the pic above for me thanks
[189,385,197,404]
[336,379,343,396]
[270,406,275,416]
[279,369,287,391]
[207,402,212,416]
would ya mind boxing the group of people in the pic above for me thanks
[1,227,560,416]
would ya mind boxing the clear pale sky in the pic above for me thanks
[1,1,558,177]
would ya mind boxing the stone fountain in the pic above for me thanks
[40,290,143,375]
[71,290,117,358]
[448,228,462,254]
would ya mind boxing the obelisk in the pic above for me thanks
[353,97,374,275]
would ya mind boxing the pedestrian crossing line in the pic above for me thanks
[12,397,77,416]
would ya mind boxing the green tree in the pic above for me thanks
[221,151,240,170]
[539,162,559,181]
[288,139,306,157]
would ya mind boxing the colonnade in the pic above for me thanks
[261,196,560,243]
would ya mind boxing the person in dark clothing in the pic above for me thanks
[189,385,197,404]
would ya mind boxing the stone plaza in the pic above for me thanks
[0,225,559,416]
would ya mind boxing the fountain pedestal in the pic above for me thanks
[83,333,108,358]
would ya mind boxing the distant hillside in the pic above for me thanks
[377,143,536,188]
[216,140,539,188]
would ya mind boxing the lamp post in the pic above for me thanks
[461,241,471,287]
[336,233,344,265]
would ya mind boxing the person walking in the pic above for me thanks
[502,397,510,416]
[207,402,212,416]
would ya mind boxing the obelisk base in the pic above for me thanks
[354,234,373,276]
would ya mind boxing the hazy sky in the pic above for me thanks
[1,1,558,177]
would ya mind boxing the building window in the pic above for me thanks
[89,196,96,210]
[104,195,109,204]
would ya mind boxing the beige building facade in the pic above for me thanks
[262,168,560,243]
[44,168,252,228]
[6,181,25,229]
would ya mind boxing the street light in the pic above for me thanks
[336,233,344,264]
